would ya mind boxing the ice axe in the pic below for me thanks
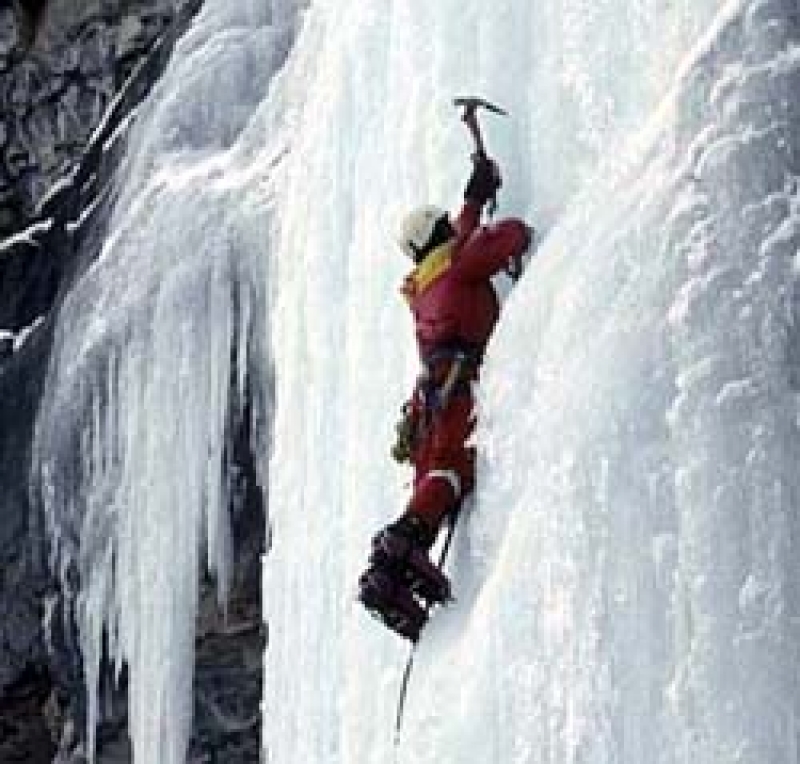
[454,96,508,217]
[453,96,508,160]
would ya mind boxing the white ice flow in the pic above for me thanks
[31,0,800,762]
[32,3,285,762]
[267,0,800,762]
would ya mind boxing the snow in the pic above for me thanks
[65,193,104,235]
[35,176,75,215]
[13,314,44,352]
[28,0,800,762]
[0,329,13,357]
[0,218,53,255]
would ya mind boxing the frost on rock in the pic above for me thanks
[30,2,283,762]
[0,328,13,357]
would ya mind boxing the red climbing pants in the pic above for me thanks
[407,392,476,530]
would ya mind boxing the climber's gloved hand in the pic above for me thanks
[523,223,535,252]
[464,155,502,207]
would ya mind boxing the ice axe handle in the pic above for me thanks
[454,97,507,217]
[462,110,487,159]
[453,97,507,161]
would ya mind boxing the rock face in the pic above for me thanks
[0,0,188,239]
[0,323,54,764]
[0,1,267,761]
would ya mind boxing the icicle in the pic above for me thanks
[30,4,281,763]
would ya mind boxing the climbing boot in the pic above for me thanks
[358,567,427,642]
[368,516,451,604]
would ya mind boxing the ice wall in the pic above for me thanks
[31,3,291,762]
[264,0,800,763]
[406,2,800,762]
[28,0,800,761]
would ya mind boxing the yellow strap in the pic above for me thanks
[404,242,453,299]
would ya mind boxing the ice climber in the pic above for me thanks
[359,154,533,641]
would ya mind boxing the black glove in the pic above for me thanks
[507,225,535,282]
[464,156,502,207]
[523,224,534,252]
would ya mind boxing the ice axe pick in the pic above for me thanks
[454,96,508,217]
[453,96,508,160]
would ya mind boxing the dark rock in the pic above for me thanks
[0,0,197,239]
[0,329,13,357]
[0,664,57,764]
[0,317,54,695]
[0,221,61,332]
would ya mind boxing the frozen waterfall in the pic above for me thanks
[32,3,285,762]
[30,0,800,762]
[265,0,800,762]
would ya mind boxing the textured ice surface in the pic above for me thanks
[32,3,282,762]
[30,0,800,762]
[263,0,800,763]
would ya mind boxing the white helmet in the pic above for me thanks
[397,205,448,261]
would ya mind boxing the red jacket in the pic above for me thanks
[402,201,529,361]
